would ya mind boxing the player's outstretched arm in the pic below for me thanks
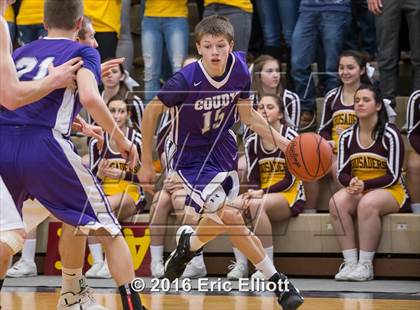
[237,98,290,152]
[138,97,167,194]
[0,17,83,110]
[76,67,138,169]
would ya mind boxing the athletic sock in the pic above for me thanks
[342,248,358,264]
[411,203,420,214]
[88,243,104,264]
[150,245,164,262]
[359,250,375,264]
[264,246,274,263]
[255,255,277,280]
[21,239,36,263]
[189,233,205,252]
[232,247,248,267]
[61,267,84,294]
[118,283,144,310]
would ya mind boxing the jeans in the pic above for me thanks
[345,0,376,57]
[376,0,420,104]
[255,0,300,48]
[7,22,16,42]
[291,11,351,112]
[204,4,252,52]
[116,0,134,73]
[17,24,47,45]
[141,17,189,103]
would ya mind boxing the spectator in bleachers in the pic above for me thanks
[15,0,46,45]
[368,0,420,107]
[291,0,351,130]
[345,0,376,60]
[116,0,134,73]
[254,0,299,60]
[203,0,253,53]
[227,94,305,280]
[5,4,15,42]
[305,50,370,211]
[141,0,189,103]
[251,55,301,130]
[330,84,409,281]
[100,61,144,130]
[406,89,420,214]
[86,96,145,278]
[84,0,121,60]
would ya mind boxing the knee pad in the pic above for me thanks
[0,230,25,255]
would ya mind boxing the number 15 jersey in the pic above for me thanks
[157,51,251,148]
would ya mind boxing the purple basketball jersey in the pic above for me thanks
[0,37,101,136]
[158,51,251,148]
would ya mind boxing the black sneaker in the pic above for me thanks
[164,230,196,282]
[269,273,304,310]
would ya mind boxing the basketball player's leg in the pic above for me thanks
[357,190,399,251]
[247,193,292,247]
[0,178,26,282]
[329,188,361,250]
[150,190,174,247]
[107,192,137,221]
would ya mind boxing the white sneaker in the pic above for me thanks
[85,262,104,278]
[250,270,264,280]
[334,261,358,281]
[7,259,37,278]
[151,260,165,278]
[96,261,112,279]
[226,261,248,280]
[181,256,207,279]
[346,262,374,281]
[57,286,109,310]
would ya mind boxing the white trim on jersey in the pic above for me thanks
[244,133,258,182]
[336,127,353,181]
[383,125,400,186]
[318,87,341,134]
[52,130,121,236]
[283,90,301,129]
[198,53,236,89]
[407,90,420,137]
[54,88,75,135]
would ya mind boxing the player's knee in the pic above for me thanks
[220,208,243,226]
[357,199,379,219]
[329,196,340,218]
[0,229,26,255]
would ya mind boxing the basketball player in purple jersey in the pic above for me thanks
[139,15,303,309]
[0,1,147,309]
[0,0,82,295]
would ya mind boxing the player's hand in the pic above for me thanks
[82,124,104,151]
[163,175,183,194]
[102,167,124,179]
[113,136,138,170]
[346,177,364,195]
[101,57,125,77]
[48,57,83,89]
[138,164,156,195]
[367,0,383,15]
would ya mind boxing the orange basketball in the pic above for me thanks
[285,133,333,182]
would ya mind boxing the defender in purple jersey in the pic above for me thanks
[139,15,303,309]
[0,0,83,296]
[0,1,146,310]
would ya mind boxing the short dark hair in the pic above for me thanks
[77,16,92,40]
[44,0,83,30]
[194,15,234,43]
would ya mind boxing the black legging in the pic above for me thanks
[95,32,118,61]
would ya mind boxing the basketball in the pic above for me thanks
[285,133,333,182]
